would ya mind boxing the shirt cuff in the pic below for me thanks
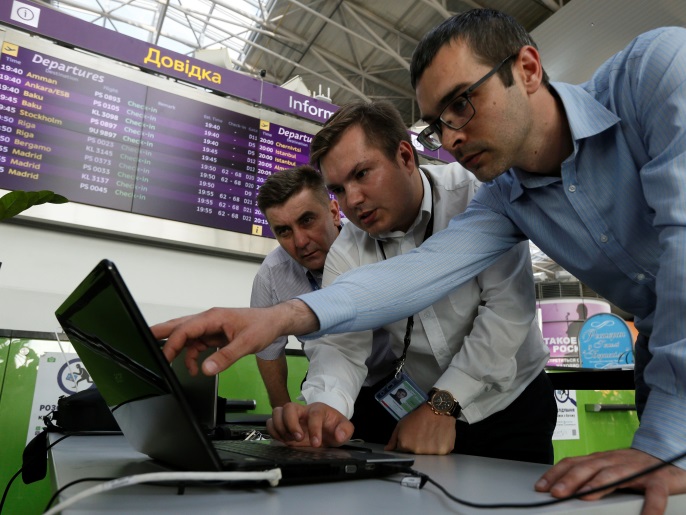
[296,286,359,338]
[434,371,486,423]
[301,388,354,419]
[632,389,686,469]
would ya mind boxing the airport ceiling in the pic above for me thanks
[35,0,571,280]
[37,0,571,129]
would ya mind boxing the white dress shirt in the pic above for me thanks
[302,164,549,422]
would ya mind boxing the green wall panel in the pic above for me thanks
[0,339,53,515]
[218,354,309,414]
[553,389,638,463]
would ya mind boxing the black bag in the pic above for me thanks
[52,388,120,432]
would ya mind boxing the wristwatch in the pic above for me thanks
[427,388,461,418]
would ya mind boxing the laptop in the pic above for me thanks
[171,347,219,432]
[172,349,270,440]
[55,259,414,484]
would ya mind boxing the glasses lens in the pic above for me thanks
[441,96,474,131]
[417,126,442,151]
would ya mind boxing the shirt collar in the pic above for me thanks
[509,82,621,201]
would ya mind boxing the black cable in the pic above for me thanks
[0,469,22,515]
[405,447,686,509]
[0,431,72,515]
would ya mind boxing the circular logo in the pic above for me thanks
[578,313,634,368]
[16,7,36,22]
[57,358,96,395]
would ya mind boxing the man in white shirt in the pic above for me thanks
[253,165,395,408]
[270,101,556,463]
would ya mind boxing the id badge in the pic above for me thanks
[374,371,428,421]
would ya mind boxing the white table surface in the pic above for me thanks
[48,434,686,515]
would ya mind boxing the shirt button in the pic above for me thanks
[599,234,608,243]
[636,273,645,281]
[568,185,576,192]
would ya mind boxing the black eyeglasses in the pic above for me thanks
[417,53,518,151]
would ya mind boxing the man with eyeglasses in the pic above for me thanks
[409,10,686,511]
[154,8,686,512]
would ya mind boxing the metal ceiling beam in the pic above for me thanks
[309,47,370,100]
[152,0,169,45]
[45,0,158,19]
[256,4,415,95]
[343,2,420,46]
[282,0,409,66]
[299,44,414,97]
[209,29,377,100]
[341,18,363,69]
[43,0,158,34]
[417,0,453,18]
[340,2,409,70]
[167,4,301,46]
[196,1,216,48]
[234,6,415,98]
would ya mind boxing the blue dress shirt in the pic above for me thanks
[299,27,686,465]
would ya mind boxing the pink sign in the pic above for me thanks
[537,299,610,368]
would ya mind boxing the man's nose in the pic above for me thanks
[440,124,466,155]
[294,229,310,248]
[346,184,364,207]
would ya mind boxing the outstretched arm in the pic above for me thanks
[152,300,318,375]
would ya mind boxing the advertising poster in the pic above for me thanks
[537,299,611,368]
[553,389,580,440]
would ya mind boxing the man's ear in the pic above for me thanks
[329,198,341,226]
[397,140,416,174]
[517,45,544,94]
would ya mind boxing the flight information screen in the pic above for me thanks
[0,43,312,238]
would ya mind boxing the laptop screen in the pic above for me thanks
[55,259,223,471]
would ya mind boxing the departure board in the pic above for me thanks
[0,42,312,238]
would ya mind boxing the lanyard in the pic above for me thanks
[377,173,434,377]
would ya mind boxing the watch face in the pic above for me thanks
[432,391,455,413]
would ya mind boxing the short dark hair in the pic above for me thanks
[410,8,549,90]
[310,100,419,170]
[256,165,330,214]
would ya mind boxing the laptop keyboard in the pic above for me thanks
[214,440,353,461]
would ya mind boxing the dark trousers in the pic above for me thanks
[351,370,557,465]
[633,333,650,419]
